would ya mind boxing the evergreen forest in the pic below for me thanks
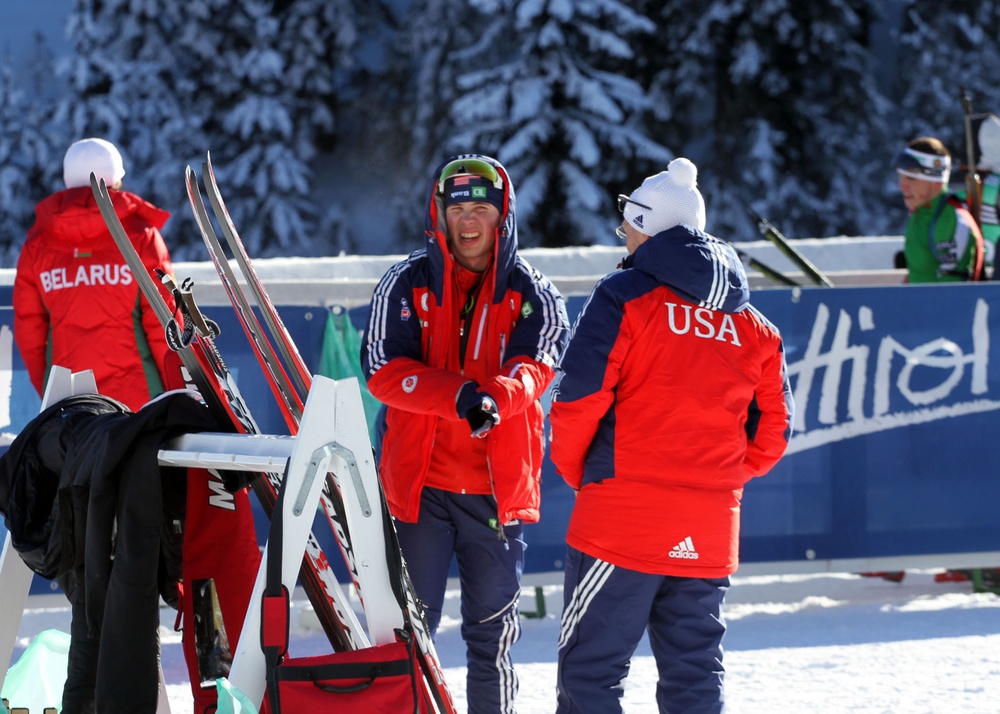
[1,0,998,265]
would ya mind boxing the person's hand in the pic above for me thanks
[466,396,499,437]
[457,382,500,437]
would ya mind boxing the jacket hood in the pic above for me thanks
[31,187,170,244]
[626,224,750,313]
[423,154,517,304]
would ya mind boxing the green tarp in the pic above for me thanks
[316,308,381,440]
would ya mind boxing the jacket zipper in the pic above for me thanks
[465,302,508,547]
[471,303,488,361]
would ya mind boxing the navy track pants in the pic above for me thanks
[395,488,525,714]
[557,545,729,714]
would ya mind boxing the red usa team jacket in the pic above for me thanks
[361,155,570,525]
[14,187,175,411]
[549,225,793,578]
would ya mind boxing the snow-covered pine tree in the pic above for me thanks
[270,0,357,257]
[0,61,59,265]
[175,0,307,258]
[52,0,214,258]
[444,0,672,248]
[53,0,359,260]
[638,0,895,244]
[894,0,1000,158]
[392,0,490,239]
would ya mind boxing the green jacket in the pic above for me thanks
[904,191,982,283]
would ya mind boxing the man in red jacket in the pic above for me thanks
[362,154,570,713]
[12,137,179,713]
[14,137,174,412]
[549,158,794,714]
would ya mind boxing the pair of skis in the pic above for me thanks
[92,175,364,656]
[92,157,455,712]
[184,156,453,711]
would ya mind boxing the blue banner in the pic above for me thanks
[3,283,999,582]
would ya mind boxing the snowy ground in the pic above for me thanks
[9,569,1000,713]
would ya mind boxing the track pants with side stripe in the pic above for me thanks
[556,546,729,714]
[395,488,525,714]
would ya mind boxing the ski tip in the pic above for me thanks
[204,150,217,181]
[745,206,768,233]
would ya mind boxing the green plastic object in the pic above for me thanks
[316,308,381,438]
[215,678,259,714]
[1,628,70,713]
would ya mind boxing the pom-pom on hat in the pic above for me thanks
[63,138,126,190]
[622,158,706,236]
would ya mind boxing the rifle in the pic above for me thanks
[960,86,987,281]
[961,86,983,228]
[746,207,834,287]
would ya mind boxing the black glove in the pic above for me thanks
[457,382,500,438]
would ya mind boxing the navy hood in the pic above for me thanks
[625,225,750,313]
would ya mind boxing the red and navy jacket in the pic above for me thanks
[549,225,793,578]
[13,187,175,411]
[361,155,570,525]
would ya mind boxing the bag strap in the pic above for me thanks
[379,493,426,712]
[262,470,292,712]
[950,196,986,280]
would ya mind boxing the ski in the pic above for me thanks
[91,175,366,655]
[746,206,834,287]
[184,165,388,653]
[202,152,311,400]
[184,166,304,426]
[726,241,801,288]
[195,156,457,713]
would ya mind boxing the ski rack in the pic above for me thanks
[1,370,402,709]
[162,373,398,706]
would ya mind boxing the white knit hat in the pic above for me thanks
[63,138,126,189]
[979,114,1000,172]
[622,158,706,236]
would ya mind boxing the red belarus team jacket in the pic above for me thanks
[14,187,175,411]
[549,225,793,578]
[361,155,570,525]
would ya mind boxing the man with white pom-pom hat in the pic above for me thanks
[549,157,795,714]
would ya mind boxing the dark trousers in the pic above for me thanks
[557,546,729,714]
[62,597,98,714]
[395,488,525,714]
